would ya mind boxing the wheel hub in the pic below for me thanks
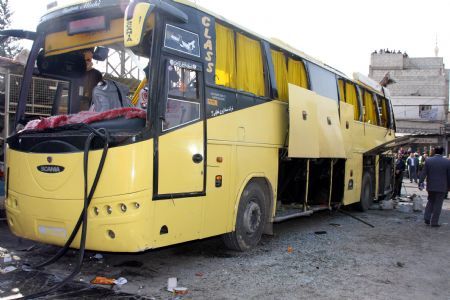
[243,200,261,234]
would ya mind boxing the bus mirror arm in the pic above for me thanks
[0,29,36,41]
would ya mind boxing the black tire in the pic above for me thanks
[222,180,268,251]
[357,172,373,211]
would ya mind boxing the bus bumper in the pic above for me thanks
[5,189,154,252]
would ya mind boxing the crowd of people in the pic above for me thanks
[394,146,450,227]
[394,147,429,197]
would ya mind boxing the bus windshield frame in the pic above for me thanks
[13,12,156,134]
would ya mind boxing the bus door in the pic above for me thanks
[155,57,205,198]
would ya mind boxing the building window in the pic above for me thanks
[419,105,435,119]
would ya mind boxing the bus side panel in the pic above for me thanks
[152,197,203,248]
[288,85,319,158]
[201,143,232,238]
[339,101,354,157]
[288,84,345,158]
[343,153,363,205]
[231,145,278,230]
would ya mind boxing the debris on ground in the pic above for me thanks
[396,262,405,268]
[18,245,36,252]
[380,199,394,210]
[397,204,413,213]
[3,254,12,263]
[369,203,381,210]
[90,276,115,285]
[93,253,104,260]
[167,277,177,292]
[397,196,412,203]
[314,231,327,235]
[173,287,188,295]
[287,246,293,253]
[0,266,17,274]
[329,223,342,227]
[195,272,204,277]
[412,195,423,212]
[113,277,127,286]
[21,265,33,272]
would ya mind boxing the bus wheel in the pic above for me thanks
[223,180,268,251]
[357,172,373,211]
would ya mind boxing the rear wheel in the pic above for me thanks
[357,172,373,211]
[223,180,268,251]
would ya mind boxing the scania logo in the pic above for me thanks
[37,165,65,174]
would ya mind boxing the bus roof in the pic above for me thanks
[174,1,349,77]
[174,0,389,96]
[41,0,387,97]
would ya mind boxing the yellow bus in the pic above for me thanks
[4,0,395,252]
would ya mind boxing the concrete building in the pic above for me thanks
[369,50,449,151]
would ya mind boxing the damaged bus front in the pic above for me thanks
[4,0,191,252]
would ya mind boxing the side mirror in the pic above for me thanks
[93,47,109,61]
[124,1,154,48]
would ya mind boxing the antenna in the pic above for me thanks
[434,34,439,57]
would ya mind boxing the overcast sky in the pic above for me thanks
[9,0,450,77]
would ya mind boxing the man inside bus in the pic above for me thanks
[81,48,132,112]
[80,48,103,110]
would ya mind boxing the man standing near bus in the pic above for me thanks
[419,146,450,227]
[407,152,418,183]
[394,153,406,198]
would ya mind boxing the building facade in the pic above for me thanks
[369,52,449,134]
[369,51,449,151]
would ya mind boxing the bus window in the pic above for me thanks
[378,96,390,128]
[236,33,265,97]
[288,58,308,89]
[271,49,288,101]
[307,62,338,101]
[362,90,379,125]
[338,79,345,102]
[163,65,200,131]
[215,23,236,88]
[343,81,361,121]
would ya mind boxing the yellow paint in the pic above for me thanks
[8,141,152,199]
[45,14,154,57]
[342,154,363,205]
[131,78,148,105]
[339,101,355,156]
[45,18,124,56]
[124,2,153,48]
[158,122,204,194]
[288,84,346,158]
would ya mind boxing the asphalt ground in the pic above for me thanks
[0,179,449,299]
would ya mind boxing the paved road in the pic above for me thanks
[0,179,449,299]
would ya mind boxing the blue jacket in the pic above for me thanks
[419,155,450,193]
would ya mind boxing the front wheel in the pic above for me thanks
[222,180,268,251]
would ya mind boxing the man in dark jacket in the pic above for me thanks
[394,153,406,197]
[419,146,450,227]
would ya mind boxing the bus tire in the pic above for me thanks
[357,172,373,211]
[222,180,268,251]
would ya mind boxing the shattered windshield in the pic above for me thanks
[14,13,154,132]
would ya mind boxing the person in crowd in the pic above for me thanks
[394,153,406,198]
[406,152,419,183]
[419,146,450,227]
